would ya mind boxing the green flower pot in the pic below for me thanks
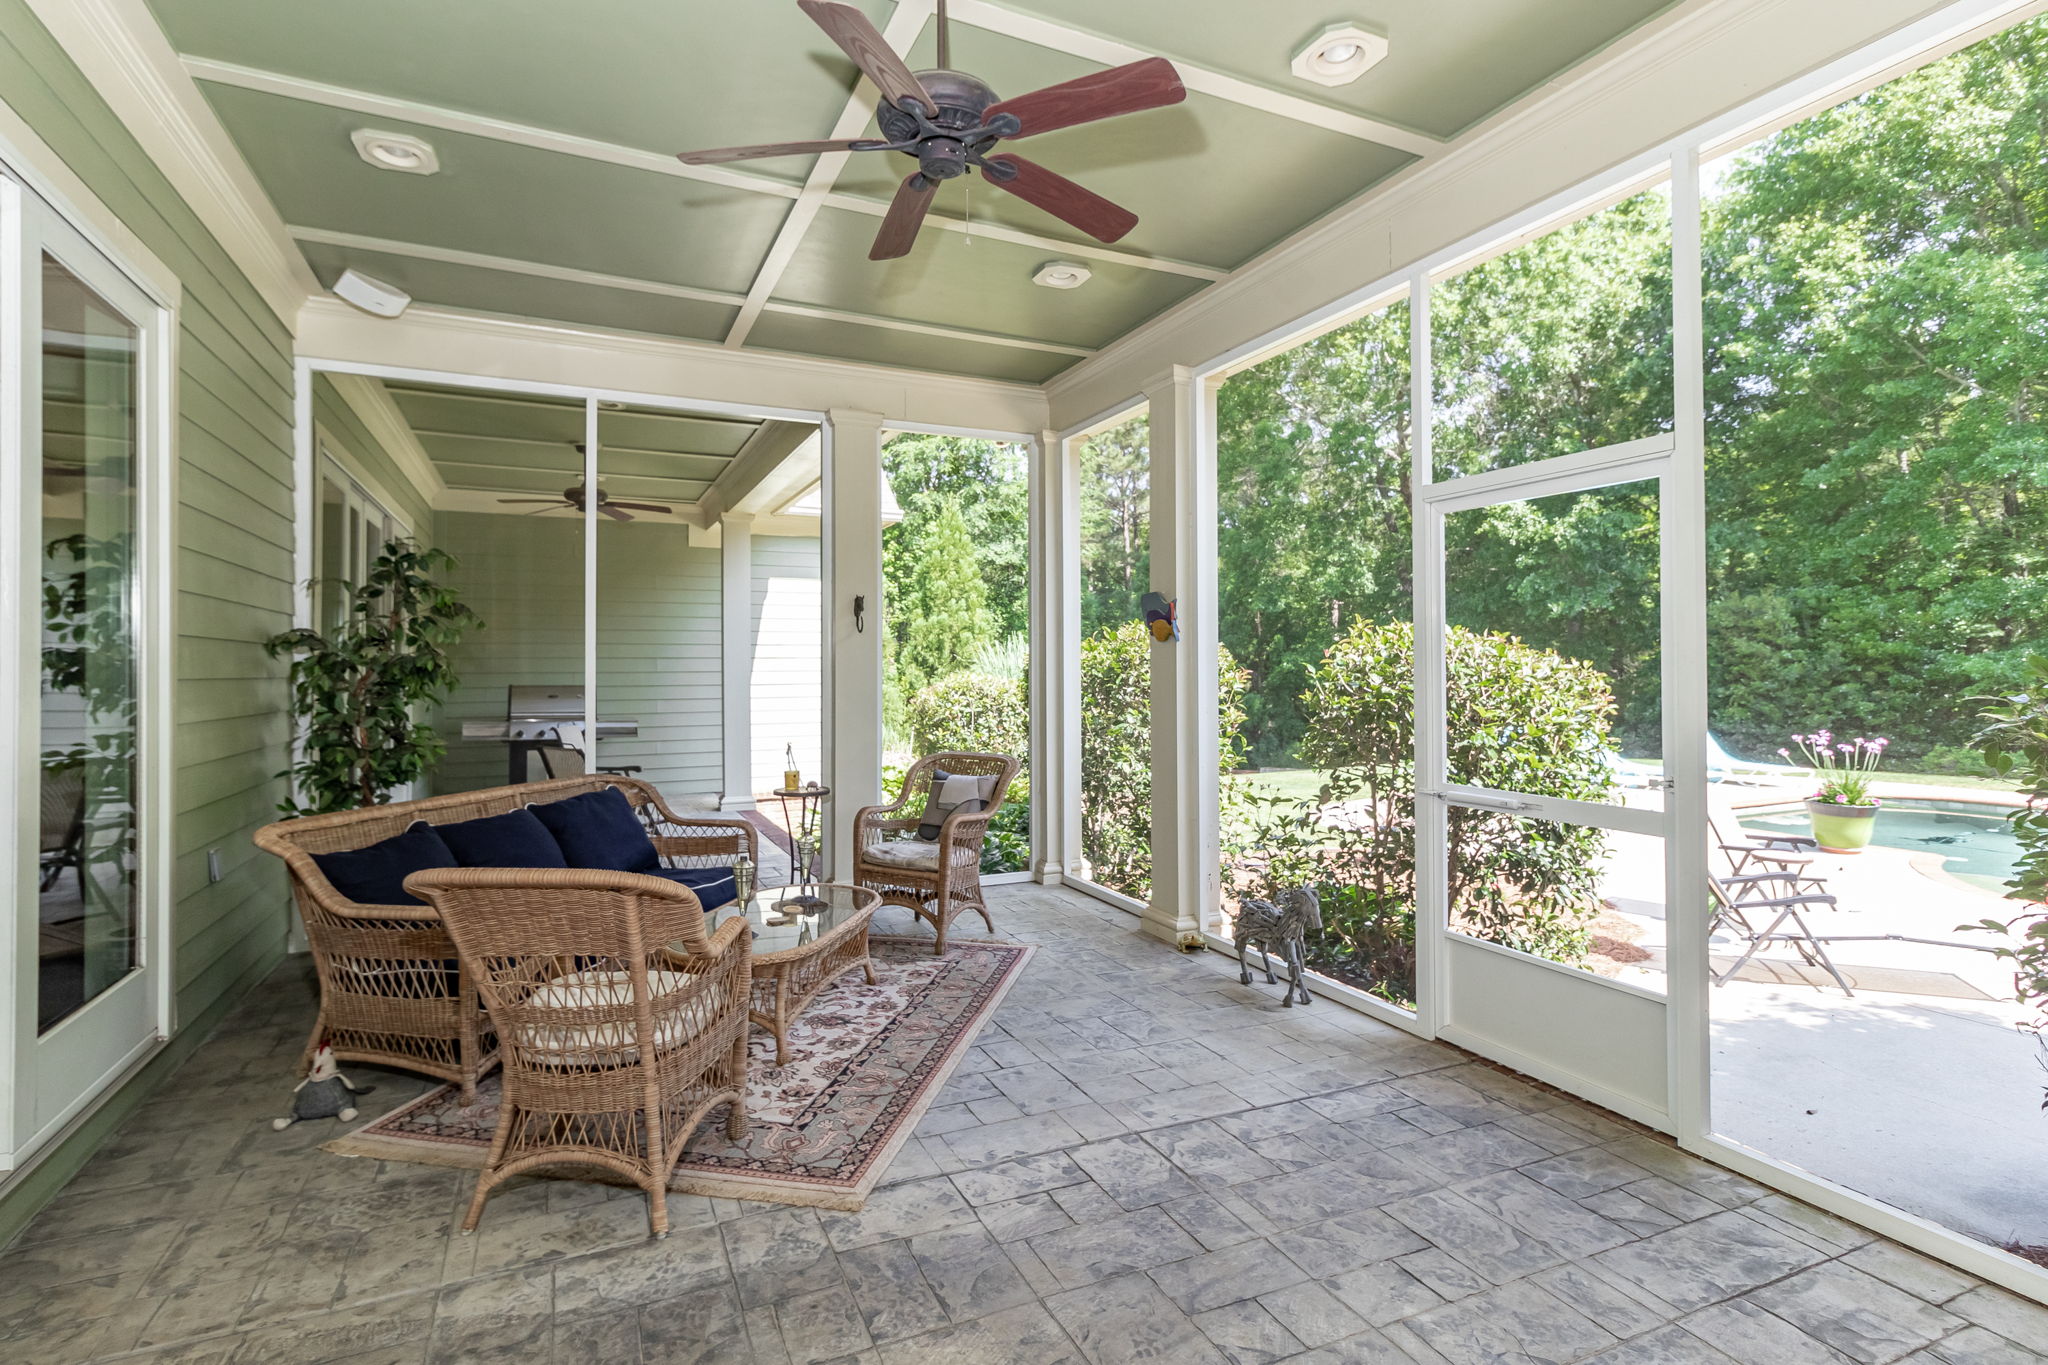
[1805,798,1879,853]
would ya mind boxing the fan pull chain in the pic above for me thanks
[962,175,972,246]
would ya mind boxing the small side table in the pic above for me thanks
[772,784,830,886]
[698,882,879,1067]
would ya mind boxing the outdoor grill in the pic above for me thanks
[460,684,638,785]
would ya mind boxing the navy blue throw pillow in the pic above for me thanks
[311,825,457,906]
[434,808,568,869]
[647,866,738,911]
[530,787,660,873]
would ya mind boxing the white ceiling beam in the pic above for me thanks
[696,421,821,527]
[188,57,1230,282]
[181,56,800,201]
[288,225,1091,357]
[817,191,1225,280]
[947,0,1446,158]
[723,0,936,349]
[28,0,319,326]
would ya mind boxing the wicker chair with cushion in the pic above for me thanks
[405,867,750,1238]
[852,752,1020,953]
[252,775,756,1102]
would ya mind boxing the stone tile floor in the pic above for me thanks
[4,883,2047,1364]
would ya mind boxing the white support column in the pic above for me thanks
[1032,428,1074,882]
[1665,146,1712,1140]
[719,512,756,811]
[822,408,885,879]
[1144,367,1220,947]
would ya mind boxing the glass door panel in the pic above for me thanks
[37,251,141,1034]
[596,402,726,795]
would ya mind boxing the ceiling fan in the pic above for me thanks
[497,446,673,522]
[677,0,1186,260]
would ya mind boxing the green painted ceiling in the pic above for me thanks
[384,381,773,513]
[148,0,1678,381]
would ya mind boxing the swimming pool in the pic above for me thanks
[1739,801,2021,893]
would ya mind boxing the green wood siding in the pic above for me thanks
[0,0,296,1239]
[311,373,435,532]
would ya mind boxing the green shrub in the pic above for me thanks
[1969,658,2048,1104]
[1079,621,1250,900]
[906,671,1027,759]
[1237,619,1616,1000]
[894,682,1032,874]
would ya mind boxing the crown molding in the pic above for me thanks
[323,370,448,505]
[24,0,315,329]
[295,298,1050,435]
[1043,0,1971,425]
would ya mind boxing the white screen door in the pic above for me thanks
[1416,437,1679,1127]
[3,178,166,1168]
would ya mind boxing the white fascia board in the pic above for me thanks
[1044,0,1977,427]
[24,0,315,329]
[294,298,1050,434]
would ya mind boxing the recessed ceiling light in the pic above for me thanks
[351,128,440,175]
[1291,24,1388,87]
[1032,260,1092,290]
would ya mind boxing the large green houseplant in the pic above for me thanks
[265,541,481,816]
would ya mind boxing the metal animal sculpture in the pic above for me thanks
[1234,886,1323,1006]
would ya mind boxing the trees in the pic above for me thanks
[1211,17,2048,768]
[898,496,996,694]
[1079,417,1150,639]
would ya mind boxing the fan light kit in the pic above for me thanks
[678,0,1186,260]
[351,128,440,175]
[331,268,412,318]
[1291,24,1388,87]
[1031,260,1091,289]
[498,445,675,522]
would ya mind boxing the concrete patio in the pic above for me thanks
[5,883,2047,1365]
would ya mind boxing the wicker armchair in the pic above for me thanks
[405,867,751,1238]
[253,775,756,1102]
[852,752,1020,953]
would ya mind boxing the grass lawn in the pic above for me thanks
[1226,764,2015,804]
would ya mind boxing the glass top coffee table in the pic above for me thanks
[707,883,880,1067]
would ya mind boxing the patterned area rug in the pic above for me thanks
[326,935,1032,1211]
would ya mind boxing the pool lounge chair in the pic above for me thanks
[1706,733,1813,786]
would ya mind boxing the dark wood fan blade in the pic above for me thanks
[870,172,937,260]
[609,501,673,514]
[982,154,1138,243]
[985,57,1184,139]
[678,139,866,165]
[599,504,633,522]
[797,0,935,114]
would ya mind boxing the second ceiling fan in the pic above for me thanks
[677,0,1186,260]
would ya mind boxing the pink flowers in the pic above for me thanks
[1790,730,1890,807]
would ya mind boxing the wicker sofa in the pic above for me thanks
[253,775,756,1102]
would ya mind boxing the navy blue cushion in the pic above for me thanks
[648,866,738,911]
[529,787,659,873]
[432,808,567,869]
[312,825,457,906]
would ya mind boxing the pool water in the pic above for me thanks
[1739,804,2020,893]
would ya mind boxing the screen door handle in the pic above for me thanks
[1432,791,1537,813]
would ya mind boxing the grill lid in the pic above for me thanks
[506,684,584,721]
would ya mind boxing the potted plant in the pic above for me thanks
[265,540,481,815]
[1785,729,1888,852]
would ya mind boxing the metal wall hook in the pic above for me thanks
[853,595,866,632]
